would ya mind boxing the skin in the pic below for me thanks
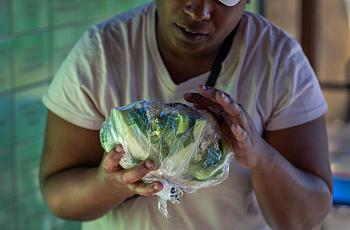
[39,0,333,228]
[184,86,332,229]
[40,111,163,220]
[155,0,246,83]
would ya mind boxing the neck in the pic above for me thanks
[156,24,220,85]
[160,42,217,83]
[163,54,216,84]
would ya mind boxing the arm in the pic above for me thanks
[253,117,332,230]
[39,111,162,221]
[184,86,332,230]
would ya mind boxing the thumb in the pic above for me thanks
[231,122,249,150]
[102,144,124,172]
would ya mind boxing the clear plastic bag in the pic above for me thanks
[100,100,234,218]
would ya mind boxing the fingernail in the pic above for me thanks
[231,123,238,132]
[115,145,123,152]
[145,161,154,169]
[221,93,230,103]
[153,183,162,190]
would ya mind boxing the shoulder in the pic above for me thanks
[90,3,155,44]
[65,2,155,71]
[239,12,301,57]
[237,12,311,82]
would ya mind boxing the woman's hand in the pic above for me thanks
[184,85,269,169]
[97,144,163,197]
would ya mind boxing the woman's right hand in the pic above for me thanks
[97,144,163,198]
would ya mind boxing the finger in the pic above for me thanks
[192,103,208,110]
[128,181,163,196]
[196,86,243,121]
[184,93,220,108]
[119,160,155,184]
[197,85,217,99]
[192,103,225,116]
[103,145,124,172]
[186,93,234,134]
[184,93,229,118]
[214,90,249,128]
[231,122,250,149]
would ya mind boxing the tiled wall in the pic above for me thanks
[0,0,150,229]
[0,1,260,230]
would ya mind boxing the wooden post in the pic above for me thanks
[301,0,317,74]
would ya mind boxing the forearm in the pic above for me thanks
[41,167,133,221]
[251,143,332,230]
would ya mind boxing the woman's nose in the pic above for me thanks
[184,0,212,21]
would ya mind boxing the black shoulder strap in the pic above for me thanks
[205,23,239,87]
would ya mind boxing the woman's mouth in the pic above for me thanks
[175,23,209,42]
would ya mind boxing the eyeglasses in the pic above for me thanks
[217,0,241,7]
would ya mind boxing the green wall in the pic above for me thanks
[0,0,260,229]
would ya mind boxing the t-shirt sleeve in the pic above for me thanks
[265,39,328,131]
[42,26,106,130]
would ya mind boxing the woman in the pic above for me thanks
[40,0,332,229]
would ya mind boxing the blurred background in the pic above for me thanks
[0,0,349,229]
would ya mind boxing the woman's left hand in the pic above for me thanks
[184,85,269,169]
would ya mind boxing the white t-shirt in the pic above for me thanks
[43,2,327,230]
